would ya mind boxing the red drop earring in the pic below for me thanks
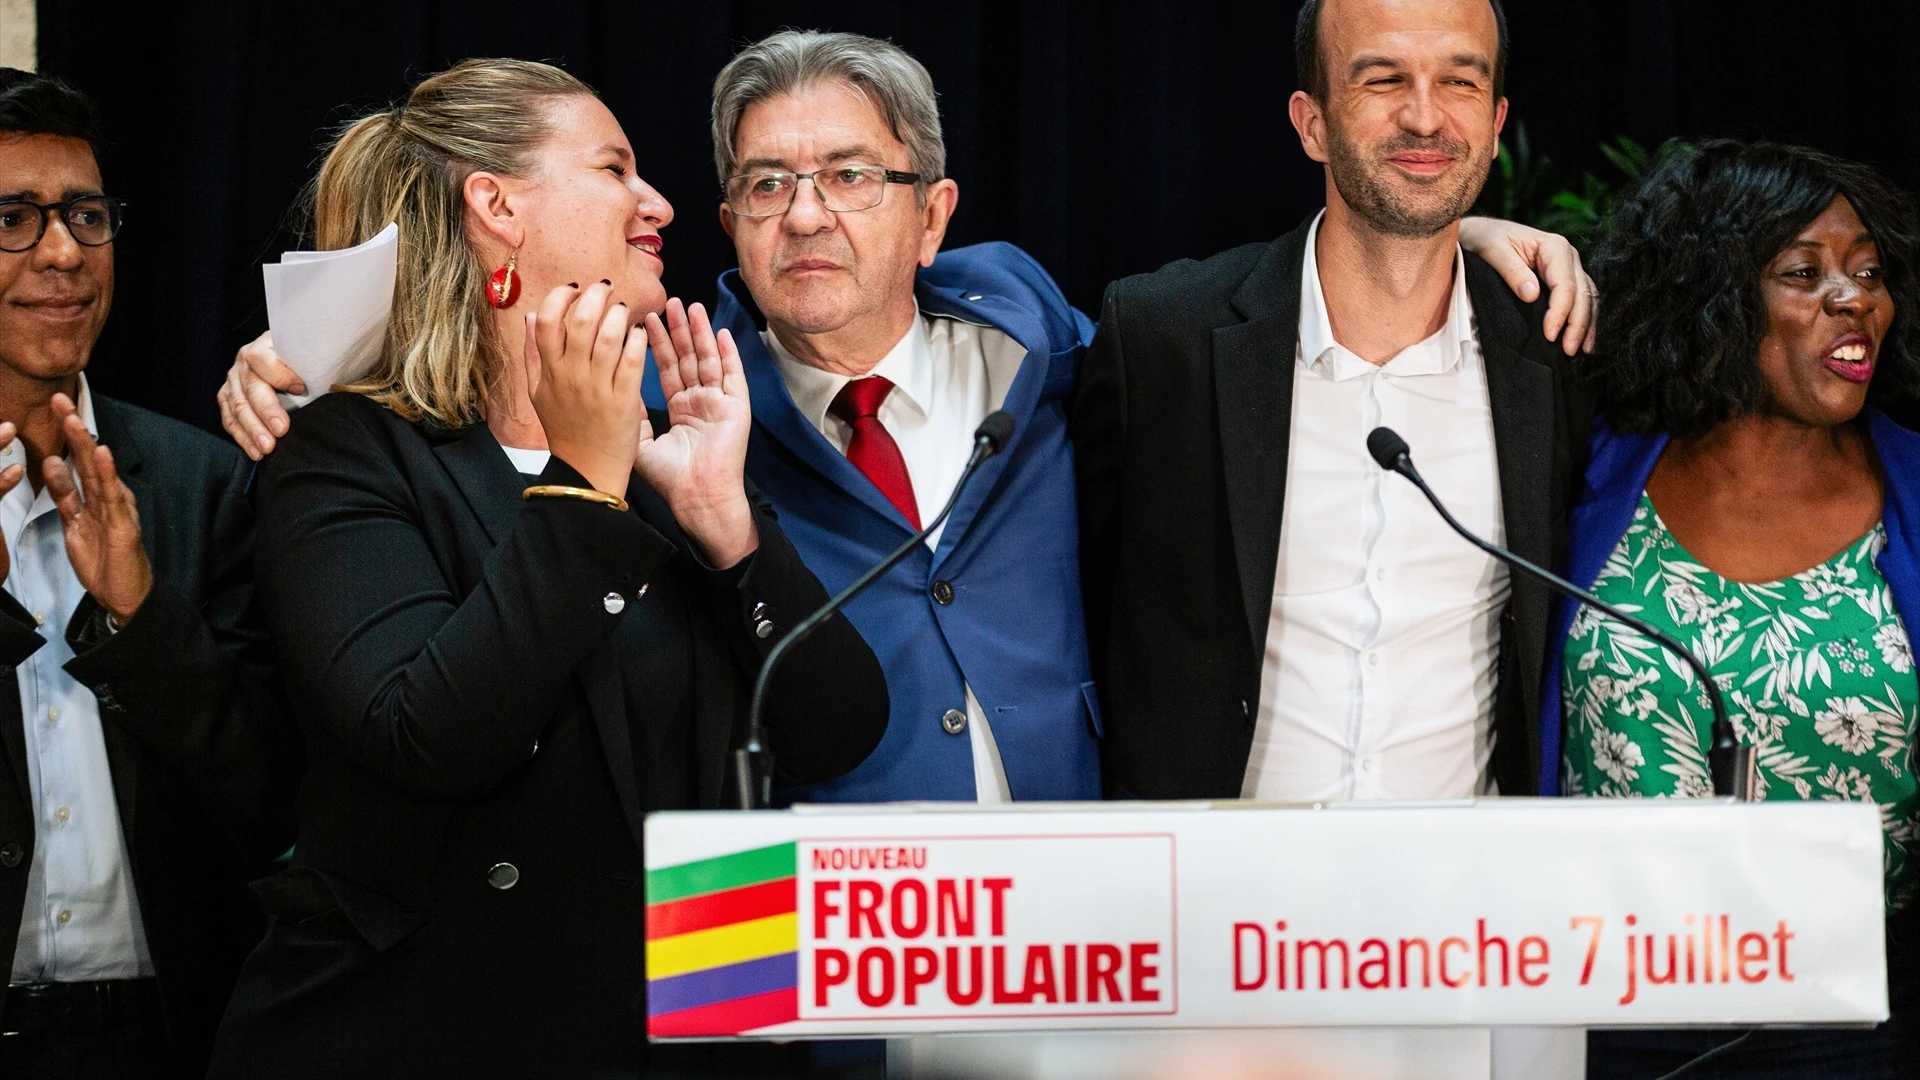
[487,249,521,308]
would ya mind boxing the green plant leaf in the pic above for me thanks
[1549,190,1598,215]
[1600,142,1637,179]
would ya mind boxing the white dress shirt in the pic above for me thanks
[500,444,551,476]
[767,310,1024,803]
[7,375,156,983]
[1241,213,1511,802]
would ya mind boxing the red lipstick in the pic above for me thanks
[1822,331,1875,384]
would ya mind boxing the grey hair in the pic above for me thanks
[711,29,946,192]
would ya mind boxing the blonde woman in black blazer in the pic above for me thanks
[208,61,886,1077]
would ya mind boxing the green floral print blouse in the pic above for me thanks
[1563,494,1919,912]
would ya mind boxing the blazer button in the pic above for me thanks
[487,862,520,890]
[0,842,21,868]
[931,581,954,605]
[941,709,967,735]
[603,592,626,614]
[755,619,775,639]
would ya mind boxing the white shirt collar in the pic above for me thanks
[73,372,97,439]
[1298,210,1477,381]
[764,306,934,427]
[0,372,100,466]
[0,373,100,539]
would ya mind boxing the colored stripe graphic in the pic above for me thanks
[646,842,800,1036]
[647,842,796,903]
[647,912,797,980]
[649,987,799,1039]
[647,952,798,1015]
[647,877,796,941]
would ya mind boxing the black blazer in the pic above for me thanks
[209,392,886,1079]
[1073,218,1593,800]
[0,395,297,1075]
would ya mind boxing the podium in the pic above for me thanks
[643,799,1888,1078]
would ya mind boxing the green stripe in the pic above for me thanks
[648,842,796,904]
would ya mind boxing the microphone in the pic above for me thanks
[1365,427,1757,800]
[731,410,1017,809]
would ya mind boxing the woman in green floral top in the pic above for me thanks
[1559,141,1920,1078]
[1564,498,1917,903]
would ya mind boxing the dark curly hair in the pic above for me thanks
[1586,139,1920,437]
[0,68,105,162]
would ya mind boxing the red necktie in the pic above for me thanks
[829,376,922,529]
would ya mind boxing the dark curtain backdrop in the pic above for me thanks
[34,0,1920,431]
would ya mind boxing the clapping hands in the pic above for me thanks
[16,396,155,624]
[638,299,757,569]
[524,287,757,569]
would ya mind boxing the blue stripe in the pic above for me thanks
[1539,422,1667,796]
[646,951,798,1016]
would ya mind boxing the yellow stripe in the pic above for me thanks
[646,912,798,981]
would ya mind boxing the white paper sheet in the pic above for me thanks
[261,222,399,408]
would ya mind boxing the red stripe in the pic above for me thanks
[649,986,797,1038]
[647,877,795,941]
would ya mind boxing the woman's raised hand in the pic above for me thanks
[524,281,649,501]
[640,298,757,569]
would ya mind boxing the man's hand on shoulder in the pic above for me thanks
[217,330,306,461]
[1458,217,1598,357]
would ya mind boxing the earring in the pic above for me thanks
[487,250,522,308]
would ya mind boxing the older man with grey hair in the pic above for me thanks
[665,29,1107,811]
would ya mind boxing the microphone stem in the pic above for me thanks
[732,438,996,810]
[1396,463,1755,801]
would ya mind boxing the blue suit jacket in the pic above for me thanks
[1536,410,1920,795]
[657,242,1103,802]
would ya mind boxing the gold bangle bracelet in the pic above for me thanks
[522,484,630,513]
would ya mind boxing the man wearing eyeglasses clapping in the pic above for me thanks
[0,70,295,1080]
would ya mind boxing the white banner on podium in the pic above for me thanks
[641,799,1887,1039]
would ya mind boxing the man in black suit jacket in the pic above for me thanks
[0,71,295,1078]
[1074,0,1592,802]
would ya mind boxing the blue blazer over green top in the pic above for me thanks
[1537,409,1920,795]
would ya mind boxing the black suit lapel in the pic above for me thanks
[430,424,523,546]
[595,477,691,848]
[431,424,653,851]
[578,642,646,851]
[1213,225,1309,658]
[1465,255,1557,721]
[73,399,154,838]
[0,592,42,818]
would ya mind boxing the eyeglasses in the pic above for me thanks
[723,165,922,218]
[0,196,128,253]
